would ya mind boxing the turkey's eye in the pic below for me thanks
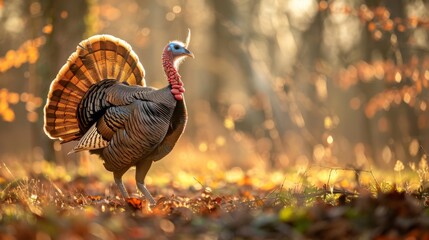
[173,45,180,50]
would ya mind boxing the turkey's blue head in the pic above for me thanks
[168,41,193,58]
[162,30,194,69]
[166,41,193,69]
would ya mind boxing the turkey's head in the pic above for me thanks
[163,29,194,70]
[163,41,194,70]
[162,30,194,101]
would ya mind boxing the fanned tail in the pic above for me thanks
[44,34,146,142]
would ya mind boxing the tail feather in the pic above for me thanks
[44,34,145,142]
[113,39,131,82]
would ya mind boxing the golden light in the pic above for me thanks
[373,30,382,40]
[225,167,244,183]
[172,5,181,14]
[2,108,15,122]
[53,141,62,152]
[324,116,333,129]
[165,12,175,21]
[42,24,53,34]
[228,103,246,121]
[403,93,411,104]
[215,136,225,146]
[394,72,402,83]
[30,2,41,16]
[27,111,38,122]
[20,92,29,102]
[313,144,326,162]
[409,139,419,157]
[7,92,19,104]
[264,120,275,130]
[287,0,318,30]
[207,160,217,170]
[394,160,404,172]
[224,117,235,130]
[60,11,68,19]
[140,27,151,37]
[419,101,427,111]
[198,142,208,152]
[315,76,327,100]
[419,156,428,170]
[326,135,334,145]
[354,143,367,166]
[319,0,328,10]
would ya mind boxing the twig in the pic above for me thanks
[327,168,334,188]
[193,177,205,189]
[316,165,373,173]
[316,164,381,192]
[263,175,287,200]
[419,145,428,157]
[49,178,64,197]
[2,162,15,179]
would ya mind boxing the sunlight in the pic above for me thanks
[1,0,429,238]
[286,0,318,30]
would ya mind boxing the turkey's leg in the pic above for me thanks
[137,182,155,206]
[114,169,129,199]
[136,159,156,205]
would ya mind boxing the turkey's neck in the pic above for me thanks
[162,52,184,101]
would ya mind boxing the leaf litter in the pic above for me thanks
[0,165,429,239]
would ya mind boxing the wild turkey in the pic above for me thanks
[43,32,193,205]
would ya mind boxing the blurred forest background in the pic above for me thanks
[1,0,429,174]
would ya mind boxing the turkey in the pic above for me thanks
[43,31,193,205]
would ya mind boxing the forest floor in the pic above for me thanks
[0,159,429,240]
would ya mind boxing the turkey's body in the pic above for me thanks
[44,34,192,205]
[78,81,185,172]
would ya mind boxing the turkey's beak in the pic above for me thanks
[183,48,194,59]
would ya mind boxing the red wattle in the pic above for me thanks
[171,88,181,95]
[174,94,183,101]
[162,49,186,101]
